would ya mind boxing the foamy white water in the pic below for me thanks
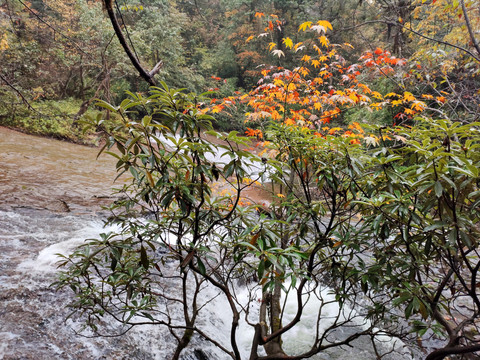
[1,208,414,359]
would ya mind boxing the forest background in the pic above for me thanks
[2,1,480,360]
[1,0,478,140]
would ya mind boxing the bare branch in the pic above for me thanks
[338,20,480,62]
[16,0,91,58]
[460,0,480,57]
[0,73,37,113]
[103,0,162,86]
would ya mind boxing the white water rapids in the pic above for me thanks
[0,127,415,359]
[0,208,414,359]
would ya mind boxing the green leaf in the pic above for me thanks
[434,181,443,198]
[197,258,206,275]
[258,260,265,279]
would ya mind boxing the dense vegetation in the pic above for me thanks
[3,0,480,359]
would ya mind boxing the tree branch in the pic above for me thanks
[338,20,480,62]
[103,0,163,86]
[0,73,37,113]
[460,0,480,57]
[426,343,480,360]
[16,0,91,58]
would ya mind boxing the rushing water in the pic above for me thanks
[0,128,414,359]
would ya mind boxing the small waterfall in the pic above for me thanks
[1,208,413,359]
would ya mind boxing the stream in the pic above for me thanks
[0,127,414,359]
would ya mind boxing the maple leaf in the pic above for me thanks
[299,67,310,76]
[364,136,379,147]
[255,12,264,18]
[311,25,326,34]
[403,91,416,102]
[282,37,293,49]
[293,42,304,52]
[328,127,342,135]
[411,101,426,111]
[311,59,320,68]
[298,21,313,32]
[246,35,255,43]
[385,92,400,98]
[421,94,434,100]
[272,49,285,58]
[317,20,333,31]
[319,36,329,47]
[301,54,311,62]
[268,42,277,51]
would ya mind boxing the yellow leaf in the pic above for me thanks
[411,101,426,111]
[277,193,285,198]
[311,59,320,68]
[268,42,277,51]
[403,91,416,102]
[287,83,297,92]
[246,35,255,43]
[298,21,313,32]
[317,20,333,31]
[385,92,400,98]
[146,170,155,187]
[319,35,329,47]
[301,54,311,62]
[0,34,8,51]
[294,42,304,52]
[282,37,293,49]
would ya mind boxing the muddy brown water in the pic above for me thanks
[0,127,124,213]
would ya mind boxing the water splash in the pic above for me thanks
[1,208,413,359]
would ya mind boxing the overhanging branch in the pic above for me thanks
[103,0,163,86]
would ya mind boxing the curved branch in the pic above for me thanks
[338,20,480,63]
[103,0,163,86]
[0,73,37,113]
[426,343,480,360]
